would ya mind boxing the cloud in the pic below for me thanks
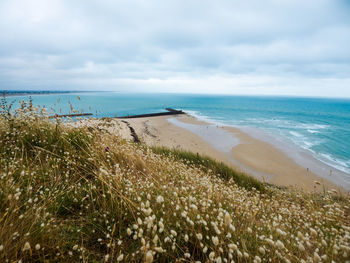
[0,0,350,96]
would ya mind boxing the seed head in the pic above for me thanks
[212,236,219,246]
[23,242,31,252]
[145,250,153,263]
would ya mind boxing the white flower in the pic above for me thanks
[310,228,317,236]
[184,234,189,242]
[212,236,219,246]
[258,247,265,255]
[127,228,132,236]
[117,254,124,262]
[154,247,164,253]
[184,253,190,258]
[153,235,159,244]
[276,228,285,236]
[313,252,321,262]
[228,243,238,251]
[196,233,203,240]
[224,212,231,227]
[145,250,153,263]
[156,195,164,203]
[297,231,304,240]
[104,254,109,261]
[23,242,31,251]
[0,245,3,251]
[35,244,41,250]
[276,240,285,250]
[265,238,274,246]
[73,245,78,251]
[298,243,305,252]
[209,252,215,260]
[215,256,222,263]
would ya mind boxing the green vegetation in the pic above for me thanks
[151,146,265,193]
[0,100,349,262]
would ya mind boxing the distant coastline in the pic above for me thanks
[0,90,92,97]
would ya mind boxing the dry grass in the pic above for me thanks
[0,100,350,262]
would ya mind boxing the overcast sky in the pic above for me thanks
[1,0,350,97]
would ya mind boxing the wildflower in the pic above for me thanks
[265,238,274,246]
[276,228,285,236]
[145,250,153,263]
[224,212,231,227]
[196,233,203,240]
[313,252,321,262]
[276,240,285,250]
[144,208,152,216]
[258,247,265,255]
[310,228,317,237]
[153,235,159,244]
[23,242,31,252]
[184,253,190,258]
[184,234,189,242]
[73,245,78,251]
[156,195,164,203]
[228,243,237,251]
[0,245,3,251]
[35,244,41,250]
[209,252,215,260]
[298,243,305,252]
[254,255,262,263]
[117,254,124,261]
[127,228,132,236]
[104,254,109,261]
[297,231,304,240]
[154,247,164,253]
[203,246,208,253]
[215,256,222,263]
[212,236,219,246]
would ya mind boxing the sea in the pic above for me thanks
[5,91,350,183]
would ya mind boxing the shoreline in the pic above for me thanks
[111,114,348,193]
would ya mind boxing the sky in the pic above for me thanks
[0,0,350,97]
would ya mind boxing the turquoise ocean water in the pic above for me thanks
[7,92,350,176]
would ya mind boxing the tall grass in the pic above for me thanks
[151,146,266,193]
[0,99,349,262]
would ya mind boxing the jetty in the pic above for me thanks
[48,113,93,119]
[117,108,185,119]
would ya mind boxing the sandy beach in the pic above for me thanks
[110,114,346,193]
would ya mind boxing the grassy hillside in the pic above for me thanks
[0,102,349,262]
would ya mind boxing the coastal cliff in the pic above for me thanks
[0,105,349,262]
